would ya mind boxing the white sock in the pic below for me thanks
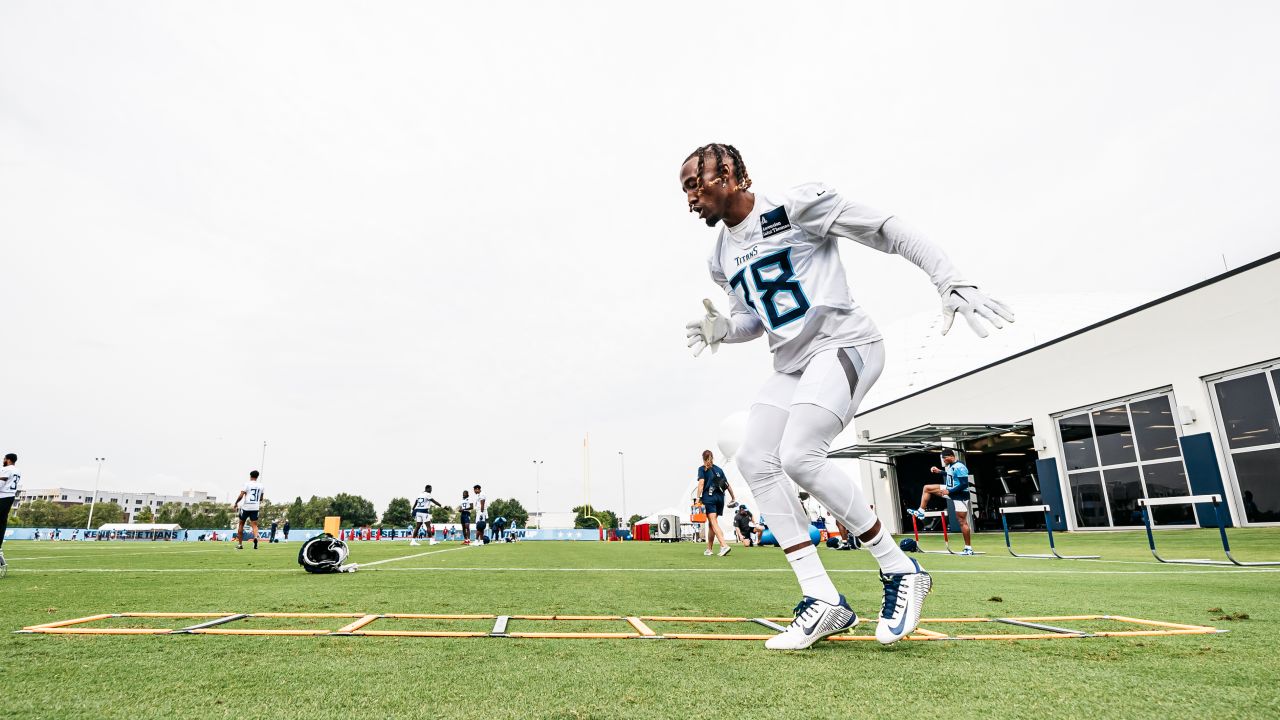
[786,548,840,604]
[865,526,917,575]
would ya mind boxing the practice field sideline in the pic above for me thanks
[2,530,1278,719]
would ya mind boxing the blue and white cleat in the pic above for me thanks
[876,558,932,645]
[907,508,926,521]
[764,595,857,650]
[959,547,975,556]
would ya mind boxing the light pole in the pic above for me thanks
[533,460,543,528]
[87,457,106,529]
[618,451,626,529]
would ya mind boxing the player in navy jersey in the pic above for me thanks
[911,452,975,555]
[409,485,444,546]
[682,144,1013,648]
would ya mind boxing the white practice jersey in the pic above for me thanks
[240,480,264,511]
[459,496,473,512]
[710,184,891,374]
[0,465,21,499]
[474,493,487,519]
[413,493,433,513]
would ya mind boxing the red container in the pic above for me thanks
[634,523,651,541]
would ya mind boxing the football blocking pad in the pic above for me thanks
[999,505,1100,560]
[910,510,985,555]
[16,612,1224,641]
[1139,494,1280,567]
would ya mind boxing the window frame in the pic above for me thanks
[1053,388,1193,530]
[1206,358,1280,527]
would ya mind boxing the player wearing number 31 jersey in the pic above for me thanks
[681,143,1014,649]
[233,470,265,550]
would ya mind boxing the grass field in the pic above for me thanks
[3,529,1279,719]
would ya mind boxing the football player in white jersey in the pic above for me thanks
[472,484,488,544]
[0,453,22,572]
[681,144,1013,649]
[409,484,444,546]
[232,470,265,550]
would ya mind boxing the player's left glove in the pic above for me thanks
[939,283,1015,338]
[685,299,729,357]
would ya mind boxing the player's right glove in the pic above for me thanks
[939,283,1015,338]
[685,299,729,357]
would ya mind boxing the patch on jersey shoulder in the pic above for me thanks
[759,206,791,239]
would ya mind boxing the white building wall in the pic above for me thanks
[854,256,1280,531]
[18,487,220,522]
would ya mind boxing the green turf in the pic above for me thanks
[2,529,1278,719]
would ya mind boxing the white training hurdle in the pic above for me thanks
[998,505,1099,560]
[1138,494,1280,567]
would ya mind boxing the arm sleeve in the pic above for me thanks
[830,210,966,291]
[708,256,766,343]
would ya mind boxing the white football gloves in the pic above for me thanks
[685,298,729,357]
[940,282,1015,338]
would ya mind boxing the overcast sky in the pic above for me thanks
[2,1,1277,520]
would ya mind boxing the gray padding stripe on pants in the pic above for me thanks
[837,347,862,399]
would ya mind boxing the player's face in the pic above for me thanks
[680,157,731,227]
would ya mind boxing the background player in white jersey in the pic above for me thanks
[472,484,488,544]
[410,484,444,546]
[232,470,265,550]
[0,453,22,573]
[681,143,1013,649]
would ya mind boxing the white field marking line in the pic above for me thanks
[3,545,468,572]
[12,549,229,561]
[7,568,308,573]
[352,545,467,568]
[370,566,1280,575]
[14,566,1277,575]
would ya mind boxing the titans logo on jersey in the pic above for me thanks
[709,183,890,374]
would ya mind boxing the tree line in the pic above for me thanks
[378,497,530,527]
[6,493,533,529]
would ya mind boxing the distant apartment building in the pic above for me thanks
[17,488,218,523]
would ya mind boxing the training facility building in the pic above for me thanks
[15,487,218,523]
[838,251,1280,536]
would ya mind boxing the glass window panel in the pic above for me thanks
[1214,373,1280,449]
[1140,461,1195,525]
[1093,406,1137,466]
[1068,471,1109,527]
[1103,466,1144,527]
[1130,396,1182,461]
[1059,414,1098,471]
[1231,448,1280,523]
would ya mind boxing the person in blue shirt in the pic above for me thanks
[908,451,975,555]
[695,449,739,557]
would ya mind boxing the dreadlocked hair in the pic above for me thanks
[684,143,752,192]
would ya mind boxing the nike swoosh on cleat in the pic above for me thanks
[886,607,910,637]
[802,619,821,635]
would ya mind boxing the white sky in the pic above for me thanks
[2,1,1277,520]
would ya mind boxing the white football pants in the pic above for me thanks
[736,342,885,559]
